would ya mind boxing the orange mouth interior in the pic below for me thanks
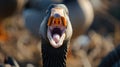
[47,16,67,27]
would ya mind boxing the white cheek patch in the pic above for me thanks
[51,8,64,17]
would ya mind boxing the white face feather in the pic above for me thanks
[47,7,67,48]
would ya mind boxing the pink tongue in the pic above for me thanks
[53,34,60,43]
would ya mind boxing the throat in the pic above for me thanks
[41,39,68,67]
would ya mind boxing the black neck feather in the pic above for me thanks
[41,39,68,67]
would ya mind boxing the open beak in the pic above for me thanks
[47,8,67,48]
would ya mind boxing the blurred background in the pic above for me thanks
[0,0,120,67]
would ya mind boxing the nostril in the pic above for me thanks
[54,13,60,18]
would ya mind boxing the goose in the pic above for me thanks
[23,0,94,66]
[23,0,94,65]
[39,4,73,67]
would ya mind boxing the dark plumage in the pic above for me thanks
[99,45,120,67]
[42,39,68,67]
